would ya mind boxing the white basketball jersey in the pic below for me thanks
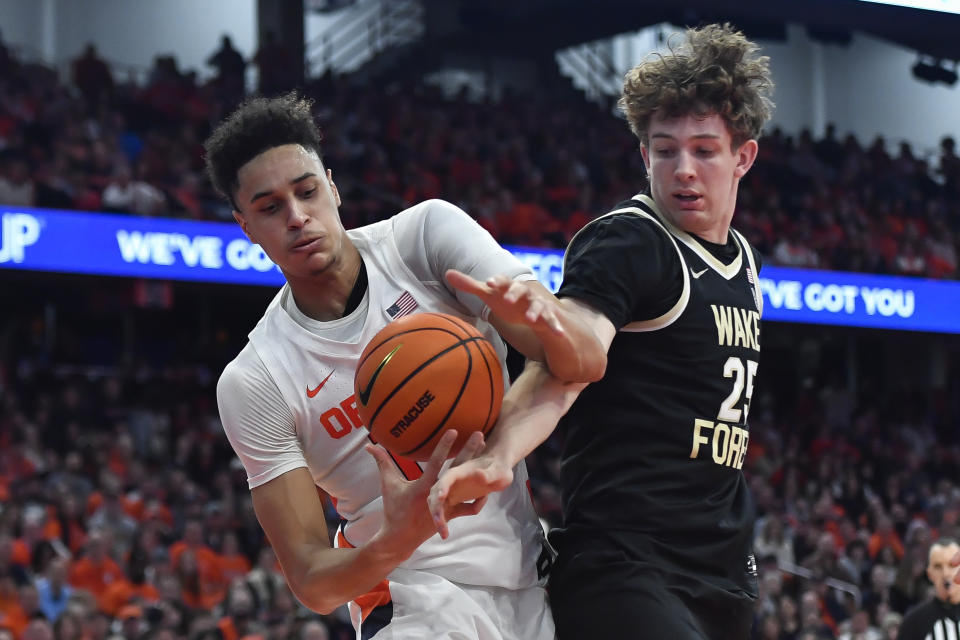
[245,215,545,590]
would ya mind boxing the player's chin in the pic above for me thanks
[669,209,711,232]
[295,251,335,274]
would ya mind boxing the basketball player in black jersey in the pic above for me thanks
[429,23,774,639]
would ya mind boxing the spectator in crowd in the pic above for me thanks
[34,556,71,622]
[206,35,246,103]
[100,165,166,216]
[66,531,124,603]
[71,44,113,107]
[0,156,35,207]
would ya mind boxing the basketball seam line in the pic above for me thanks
[367,335,484,438]
[395,336,480,456]
[356,325,467,370]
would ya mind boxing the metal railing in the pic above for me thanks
[778,561,863,607]
[306,0,424,76]
[556,39,622,103]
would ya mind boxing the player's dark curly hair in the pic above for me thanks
[203,91,323,209]
[618,23,774,148]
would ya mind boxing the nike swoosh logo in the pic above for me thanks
[357,344,402,406]
[691,268,708,279]
[306,370,336,398]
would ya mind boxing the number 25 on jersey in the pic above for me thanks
[689,356,758,470]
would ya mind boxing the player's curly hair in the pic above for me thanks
[204,91,323,209]
[618,23,774,148]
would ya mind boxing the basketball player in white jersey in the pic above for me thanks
[204,93,606,640]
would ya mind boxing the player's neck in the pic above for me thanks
[287,243,365,321]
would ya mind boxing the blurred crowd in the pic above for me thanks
[0,35,958,278]
[2,292,959,640]
[2,30,960,640]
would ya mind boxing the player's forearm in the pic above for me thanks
[539,304,607,382]
[291,538,408,614]
[488,360,588,467]
[502,312,606,383]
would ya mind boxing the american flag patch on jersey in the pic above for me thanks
[746,267,755,285]
[386,291,418,318]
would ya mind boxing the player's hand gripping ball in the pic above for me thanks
[354,312,504,461]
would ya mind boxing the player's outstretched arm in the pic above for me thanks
[445,269,607,383]
[251,430,484,614]
[429,300,617,539]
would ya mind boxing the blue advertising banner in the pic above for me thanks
[2,206,959,334]
[0,205,285,286]
[506,246,960,335]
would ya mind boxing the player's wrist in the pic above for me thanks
[364,529,415,567]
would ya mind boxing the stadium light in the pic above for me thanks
[911,58,959,85]
[856,0,960,14]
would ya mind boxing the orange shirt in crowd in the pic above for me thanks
[170,542,227,609]
[9,539,30,568]
[0,590,27,638]
[868,531,905,560]
[68,556,126,598]
[218,553,252,585]
[99,579,161,617]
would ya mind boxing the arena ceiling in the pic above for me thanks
[437,0,960,63]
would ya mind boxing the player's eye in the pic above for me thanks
[301,188,316,198]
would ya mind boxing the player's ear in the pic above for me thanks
[327,168,342,207]
[733,139,759,179]
[233,210,253,241]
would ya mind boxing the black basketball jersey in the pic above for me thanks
[554,193,764,595]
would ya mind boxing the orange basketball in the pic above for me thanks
[354,312,504,461]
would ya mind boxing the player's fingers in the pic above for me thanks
[427,483,452,539]
[451,432,485,467]
[525,298,545,322]
[485,274,513,292]
[447,495,489,520]
[365,444,400,484]
[503,280,531,304]
[445,269,488,296]
[422,430,458,480]
[537,304,565,334]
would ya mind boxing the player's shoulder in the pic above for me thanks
[568,196,673,254]
[392,198,468,230]
[217,342,274,402]
[729,226,764,272]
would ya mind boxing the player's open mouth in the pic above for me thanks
[673,192,703,208]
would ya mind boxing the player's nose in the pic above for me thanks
[287,200,310,228]
[674,150,696,181]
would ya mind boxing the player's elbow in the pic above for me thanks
[566,341,608,383]
[291,583,341,616]
[285,569,342,616]
[308,599,340,616]
[548,353,605,383]
[581,350,607,382]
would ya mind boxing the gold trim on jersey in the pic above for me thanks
[633,194,742,281]
[730,228,764,316]
[563,200,690,333]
